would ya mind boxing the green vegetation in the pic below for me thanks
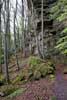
[7,88,25,99]
[49,74,55,81]
[11,56,55,84]
[15,56,55,81]
[50,0,67,55]
[0,85,17,96]
[29,56,42,66]
[1,0,67,99]
[33,70,41,80]
[0,84,25,99]
[12,74,23,84]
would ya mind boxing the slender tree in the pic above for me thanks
[4,0,9,83]
[13,0,20,71]
[21,0,26,57]
[41,0,44,59]
[0,0,2,73]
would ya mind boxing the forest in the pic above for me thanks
[0,0,67,100]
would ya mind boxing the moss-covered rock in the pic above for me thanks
[33,70,41,80]
[16,57,55,82]
[29,56,41,66]
[40,66,48,77]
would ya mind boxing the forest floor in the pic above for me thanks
[0,53,67,100]
[10,64,67,100]
[11,78,53,100]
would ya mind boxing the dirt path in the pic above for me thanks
[52,64,67,100]
[11,78,53,100]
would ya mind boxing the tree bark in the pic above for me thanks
[21,0,26,57]
[41,0,44,59]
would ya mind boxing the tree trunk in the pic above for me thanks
[41,0,44,59]
[14,10,20,71]
[4,0,9,83]
[0,0,2,73]
[21,0,26,57]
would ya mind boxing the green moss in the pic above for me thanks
[29,56,41,66]
[12,75,23,84]
[19,58,55,81]
[40,66,48,77]
[49,74,55,80]
[7,88,25,99]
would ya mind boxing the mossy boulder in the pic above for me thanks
[19,57,55,81]
[33,70,41,80]
[40,66,48,77]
